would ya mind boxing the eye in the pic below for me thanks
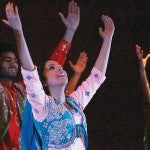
[48,66,55,71]
[3,58,11,63]
[14,59,18,63]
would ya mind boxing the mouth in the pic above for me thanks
[9,67,17,73]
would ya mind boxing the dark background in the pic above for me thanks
[0,0,150,149]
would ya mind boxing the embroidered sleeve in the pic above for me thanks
[50,39,71,66]
[70,67,106,109]
[21,66,50,121]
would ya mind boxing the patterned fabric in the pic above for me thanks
[0,81,26,149]
[34,96,88,149]
[50,39,71,66]
[21,66,106,150]
[34,97,76,149]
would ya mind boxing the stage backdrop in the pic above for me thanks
[0,0,150,149]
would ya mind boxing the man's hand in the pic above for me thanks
[2,2,22,31]
[99,15,115,40]
[59,0,80,32]
[69,52,88,75]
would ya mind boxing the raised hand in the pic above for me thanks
[69,52,88,75]
[99,15,115,39]
[135,44,147,68]
[2,2,22,31]
[136,45,143,60]
[59,0,80,32]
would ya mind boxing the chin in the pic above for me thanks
[59,81,68,86]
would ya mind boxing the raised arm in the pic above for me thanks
[94,15,115,75]
[2,3,50,120]
[69,15,114,109]
[66,52,88,96]
[136,45,150,104]
[50,1,80,66]
[59,0,80,43]
[2,2,34,71]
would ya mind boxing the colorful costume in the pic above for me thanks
[0,39,71,150]
[0,81,26,150]
[21,66,106,150]
[21,39,72,150]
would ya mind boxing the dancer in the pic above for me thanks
[136,45,150,104]
[0,44,26,150]
[3,1,115,150]
[136,45,150,150]
[1,1,82,149]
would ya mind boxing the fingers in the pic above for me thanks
[15,6,19,17]
[10,3,15,17]
[98,27,103,35]
[5,2,11,18]
[101,15,109,29]
[77,6,80,19]
[68,1,80,16]
[136,44,141,51]
[136,44,143,56]
[68,1,72,14]
[5,2,16,18]
[58,12,66,23]
[101,15,114,30]
[78,52,88,63]
[2,19,9,26]
[135,44,143,59]
[68,60,74,68]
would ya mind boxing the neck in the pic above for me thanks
[49,86,66,103]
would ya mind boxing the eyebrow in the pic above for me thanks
[46,63,58,66]
[1,57,17,61]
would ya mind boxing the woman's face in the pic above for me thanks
[43,60,68,88]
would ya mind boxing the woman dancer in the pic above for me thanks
[3,1,115,150]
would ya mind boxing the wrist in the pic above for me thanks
[66,28,76,36]
[138,60,145,71]
[103,36,113,41]
[14,29,23,36]
[74,72,82,76]
[64,29,76,43]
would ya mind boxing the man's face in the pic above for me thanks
[0,52,18,80]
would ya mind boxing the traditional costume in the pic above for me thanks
[0,81,26,150]
[21,39,72,150]
[21,36,106,149]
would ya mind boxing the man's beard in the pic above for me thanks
[0,66,18,81]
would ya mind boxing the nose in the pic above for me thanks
[10,59,18,67]
[58,65,63,72]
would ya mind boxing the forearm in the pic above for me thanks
[94,37,112,75]
[139,63,150,104]
[63,28,75,43]
[66,73,81,96]
[14,29,34,71]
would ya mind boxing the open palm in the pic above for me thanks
[69,52,88,75]
[99,15,115,39]
[59,1,80,31]
[2,2,22,31]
